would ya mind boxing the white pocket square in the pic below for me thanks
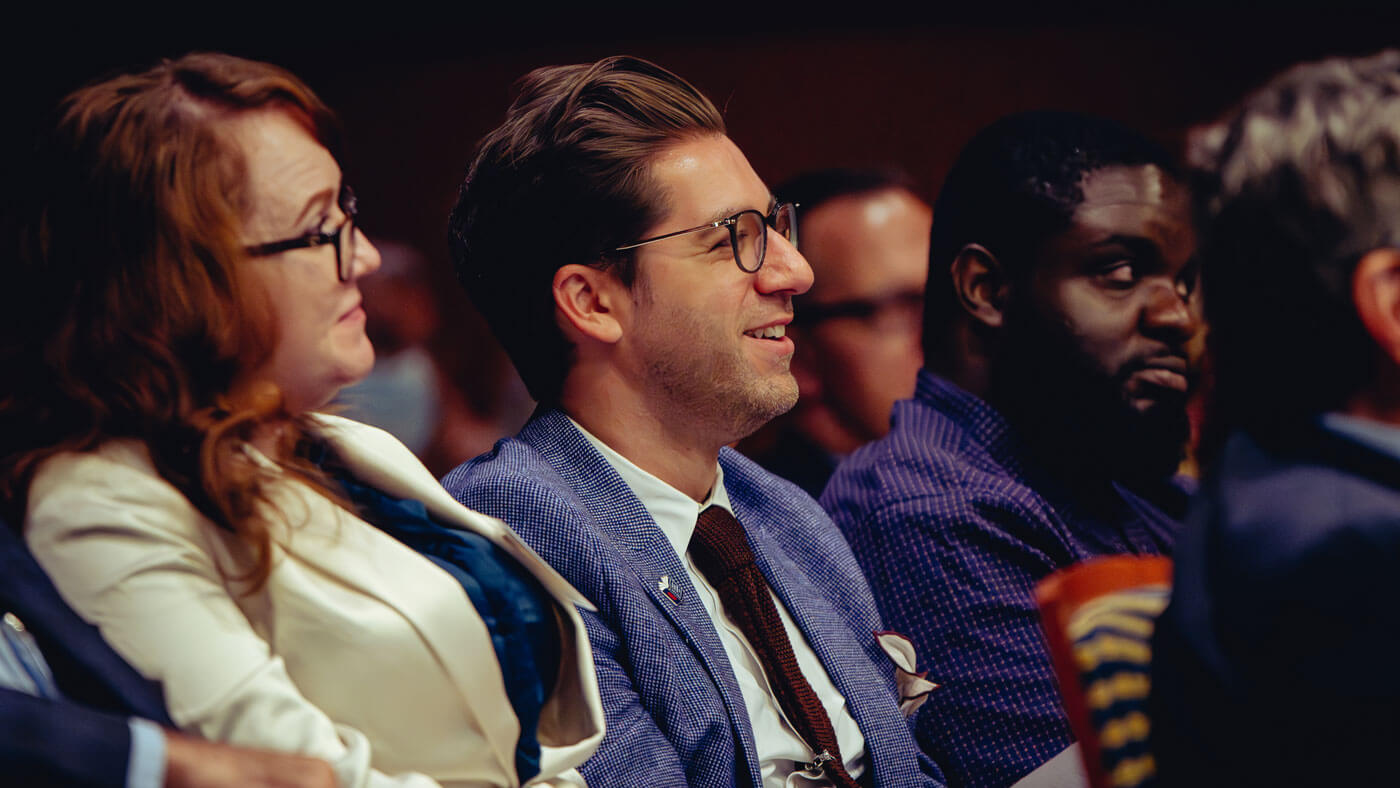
[875,630,938,717]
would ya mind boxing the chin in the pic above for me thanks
[341,339,377,383]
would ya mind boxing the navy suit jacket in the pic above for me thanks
[1151,424,1400,786]
[443,409,942,788]
[0,520,172,786]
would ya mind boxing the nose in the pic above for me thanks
[350,227,382,281]
[1141,279,1200,341]
[755,229,813,297]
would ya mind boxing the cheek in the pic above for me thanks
[815,324,920,389]
[1050,285,1140,363]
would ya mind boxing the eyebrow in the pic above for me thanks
[700,195,779,226]
[291,186,337,230]
[1090,234,1163,260]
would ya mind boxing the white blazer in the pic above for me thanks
[24,415,604,788]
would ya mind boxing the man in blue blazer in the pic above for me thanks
[0,520,334,786]
[1151,51,1400,786]
[443,56,942,788]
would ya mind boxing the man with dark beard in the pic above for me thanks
[821,111,1201,787]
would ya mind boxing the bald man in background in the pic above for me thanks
[744,169,932,497]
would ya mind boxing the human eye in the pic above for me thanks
[1097,260,1140,289]
[309,210,340,238]
[1175,259,1201,298]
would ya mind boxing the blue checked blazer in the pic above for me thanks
[442,408,944,788]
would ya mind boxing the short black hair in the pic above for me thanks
[1194,50,1400,437]
[448,56,725,405]
[923,110,1177,364]
[774,167,917,216]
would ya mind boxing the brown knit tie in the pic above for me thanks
[689,505,861,788]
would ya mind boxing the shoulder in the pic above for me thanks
[722,448,859,556]
[441,429,619,594]
[720,447,828,521]
[1202,432,1400,575]
[443,432,579,514]
[824,413,1040,529]
[23,440,227,612]
[27,441,198,533]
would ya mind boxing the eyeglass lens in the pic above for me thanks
[732,211,765,273]
[731,204,797,273]
[337,187,358,281]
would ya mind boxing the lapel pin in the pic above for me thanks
[658,575,681,604]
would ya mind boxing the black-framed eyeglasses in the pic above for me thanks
[613,202,798,273]
[245,185,359,282]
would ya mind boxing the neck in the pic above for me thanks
[560,372,722,502]
[1344,370,1400,427]
[790,403,863,456]
[936,320,992,400]
[248,422,286,460]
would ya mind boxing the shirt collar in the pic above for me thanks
[1320,412,1400,462]
[566,416,734,559]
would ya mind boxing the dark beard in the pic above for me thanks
[988,304,1191,493]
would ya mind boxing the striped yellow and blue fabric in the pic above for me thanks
[1036,556,1172,788]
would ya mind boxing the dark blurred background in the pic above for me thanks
[9,8,1398,472]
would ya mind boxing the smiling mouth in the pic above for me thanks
[743,325,787,340]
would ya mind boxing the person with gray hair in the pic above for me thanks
[1151,50,1400,786]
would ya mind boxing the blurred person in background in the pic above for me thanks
[1152,50,1400,786]
[338,239,533,476]
[742,169,931,497]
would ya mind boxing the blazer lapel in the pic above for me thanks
[728,478,902,773]
[263,422,520,778]
[313,414,594,612]
[519,411,764,779]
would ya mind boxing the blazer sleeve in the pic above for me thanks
[24,448,442,788]
[0,687,134,787]
[573,612,690,788]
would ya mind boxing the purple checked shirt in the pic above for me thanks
[820,370,1178,788]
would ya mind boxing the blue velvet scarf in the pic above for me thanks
[323,459,559,783]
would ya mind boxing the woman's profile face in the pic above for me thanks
[232,108,381,412]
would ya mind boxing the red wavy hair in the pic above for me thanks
[2,52,346,590]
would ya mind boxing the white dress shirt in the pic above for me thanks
[570,418,867,788]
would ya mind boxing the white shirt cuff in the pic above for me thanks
[126,717,167,788]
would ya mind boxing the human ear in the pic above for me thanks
[553,264,625,344]
[950,244,1008,328]
[1353,248,1400,365]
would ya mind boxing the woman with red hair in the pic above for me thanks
[1,53,602,787]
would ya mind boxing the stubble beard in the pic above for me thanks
[639,317,799,447]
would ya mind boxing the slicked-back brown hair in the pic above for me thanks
[448,55,726,405]
[2,52,342,591]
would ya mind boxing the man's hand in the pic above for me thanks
[163,731,336,788]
